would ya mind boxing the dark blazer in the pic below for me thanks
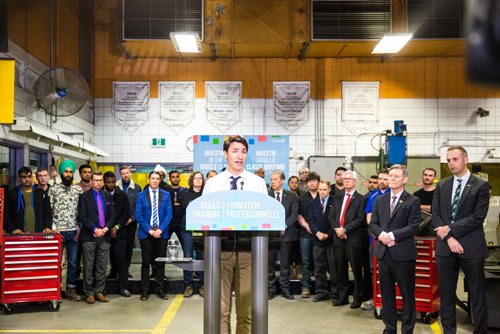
[329,190,369,247]
[5,186,52,233]
[108,188,131,240]
[78,189,116,242]
[431,175,490,259]
[369,191,421,261]
[135,188,173,240]
[307,195,334,245]
[268,188,299,242]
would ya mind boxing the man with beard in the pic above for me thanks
[77,164,92,193]
[330,166,346,197]
[413,168,437,213]
[115,166,142,277]
[167,170,191,297]
[49,160,83,301]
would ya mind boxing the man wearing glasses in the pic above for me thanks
[5,166,52,234]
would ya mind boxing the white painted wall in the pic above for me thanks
[95,96,500,176]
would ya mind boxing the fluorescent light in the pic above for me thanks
[372,33,413,54]
[170,32,202,53]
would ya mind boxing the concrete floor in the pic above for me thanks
[0,287,485,334]
[0,248,497,333]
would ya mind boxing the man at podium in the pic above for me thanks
[203,135,268,334]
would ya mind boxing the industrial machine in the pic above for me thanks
[380,120,408,168]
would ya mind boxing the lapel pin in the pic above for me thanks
[399,200,403,204]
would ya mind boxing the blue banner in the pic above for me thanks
[193,135,289,184]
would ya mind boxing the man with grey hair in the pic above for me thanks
[268,170,299,300]
[298,166,309,193]
[369,164,420,334]
[329,170,371,308]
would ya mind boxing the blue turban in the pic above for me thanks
[59,159,76,175]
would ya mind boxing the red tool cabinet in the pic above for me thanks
[1,234,62,314]
[373,236,440,323]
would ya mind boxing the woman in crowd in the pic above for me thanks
[181,171,206,297]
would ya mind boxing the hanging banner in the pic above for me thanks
[159,81,195,133]
[113,82,149,133]
[193,135,289,185]
[0,59,15,124]
[341,81,379,134]
[273,81,310,132]
[205,81,241,132]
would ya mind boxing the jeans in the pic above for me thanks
[170,226,194,287]
[60,230,79,288]
[299,236,313,290]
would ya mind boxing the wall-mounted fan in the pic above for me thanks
[34,67,89,119]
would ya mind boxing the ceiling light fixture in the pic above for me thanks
[170,32,202,53]
[372,33,413,54]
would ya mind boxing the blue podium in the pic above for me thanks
[187,191,285,334]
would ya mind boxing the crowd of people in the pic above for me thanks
[2,140,490,334]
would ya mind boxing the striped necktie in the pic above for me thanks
[152,190,159,228]
[390,195,397,217]
[451,179,462,223]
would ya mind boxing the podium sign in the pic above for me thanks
[186,191,285,231]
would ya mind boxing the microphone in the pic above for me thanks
[229,180,233,190]
[240,181,244,190]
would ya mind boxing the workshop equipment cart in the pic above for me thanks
[373,236,440,323]
[1,233,62,314]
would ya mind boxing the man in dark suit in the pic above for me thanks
[369,164,420,334]
[136,170,173,301]
[307,180,335,302]
[268,170,299,300]
[432,146,490,334]
[103,171,132,297]
[329,170,370,308]
[78,171,116,304]
[5,166,52,234]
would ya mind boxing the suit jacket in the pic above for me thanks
[268,188,299,243]
[135,188,173,240]
[5,186,52,233]
[78,189,116,242]
[431,174,490,259]
[329,190,369,248]
[307,195,334,245]
[107,188,131,240]
[369,191,420,261]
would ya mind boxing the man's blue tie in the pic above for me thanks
[230,176,240,190]
[152,190,159,228]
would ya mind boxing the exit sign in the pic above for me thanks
[152,138,166,148]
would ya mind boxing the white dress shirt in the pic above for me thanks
[203,169,268,196]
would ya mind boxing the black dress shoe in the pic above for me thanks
[140,293,149,301]
[106,272,117,280]
[332,299,348,306]
[282,292,294,300]
[120,289,132,297]
[350,300,362,309]
[157,290,168,300]
[268,292,276,300]
[313,293,330,302]
[351,300,361,310]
